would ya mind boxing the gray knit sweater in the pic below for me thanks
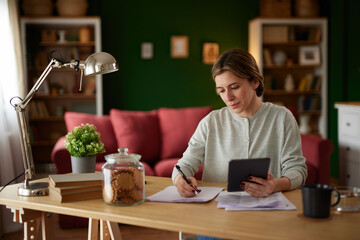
[172,102,307,190]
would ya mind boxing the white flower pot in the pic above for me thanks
[71,155,96,173]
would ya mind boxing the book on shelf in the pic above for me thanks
[37,101,50,117]
[297,95,305,111]
[311,95,321,110]
[308,27,322,42]
[29,101,50,118]
[49,172,103,188]
[263,48,273,66]
[298,74,315,91]
[314,76,322,91]
[298,77,308,91]
[49,186,102,203]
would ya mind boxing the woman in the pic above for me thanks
[172,48,307,198]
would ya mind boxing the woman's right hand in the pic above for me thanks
[174,174,198,197]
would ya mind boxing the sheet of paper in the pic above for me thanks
[146,186,224,203]
[216,191,296,211]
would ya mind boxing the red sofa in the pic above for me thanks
[51,107,333,228]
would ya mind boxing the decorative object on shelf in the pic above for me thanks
[57,30,66,42]
[260,0,291,18]
[299,45,320,65]
[23,0,53,16]
[273,50,287,66]
[79,26,91,43]
[56,0,88,16]
[299,114,311,134]
[170,36,189,58]
[9,51,118,196]
[41,30,57,42]
[286,58,294,66]
[65,123,105,173]
[284,74,295,92]
[202,43,219,64]
[295,0,319,17]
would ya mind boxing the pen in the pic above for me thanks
[175,165,200,195]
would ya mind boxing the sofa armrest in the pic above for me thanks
[51,136,72,174]
[301,134,333,184]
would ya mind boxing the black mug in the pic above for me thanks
[302,184,340,218]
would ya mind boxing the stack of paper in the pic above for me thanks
[146,186,224,203]
[215,191,296,211]
[48,173,103,203]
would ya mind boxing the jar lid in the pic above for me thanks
[104,148,141,163]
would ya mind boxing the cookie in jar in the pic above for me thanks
[102,148,145,206]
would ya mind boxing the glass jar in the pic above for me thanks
[102,148,145,206]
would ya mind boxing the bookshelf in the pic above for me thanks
[20,17,102,165]
[249,18,328,137]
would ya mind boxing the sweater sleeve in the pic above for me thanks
[280,110,308,190]
[171,115,209,183]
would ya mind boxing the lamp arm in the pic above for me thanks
[20,59,59,109]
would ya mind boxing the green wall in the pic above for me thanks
[93,0,360,180]
[95,0,259,112]
[328,0,360,179]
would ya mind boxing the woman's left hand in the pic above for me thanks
[242,173,275,197]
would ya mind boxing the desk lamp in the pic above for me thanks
[10,52,118,196]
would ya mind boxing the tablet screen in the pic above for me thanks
[227,158,270,192]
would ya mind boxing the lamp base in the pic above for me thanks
[18,181,49,196]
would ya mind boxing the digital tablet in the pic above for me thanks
[227,158,270,192]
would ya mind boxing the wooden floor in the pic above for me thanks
[1,213,194,240]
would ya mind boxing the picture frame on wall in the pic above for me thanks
[171,36,189,58]
[299,45,320,65]
[141,42,154,59]
[202,43,219,64]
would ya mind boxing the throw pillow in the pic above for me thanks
[158,106,213,159]
[110,109,161,163]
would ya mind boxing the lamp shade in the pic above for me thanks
[84,52,119,76]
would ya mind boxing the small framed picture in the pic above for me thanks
[141,42,153,59]
[171,36,189,58]
[202,43,219,64]
[299,46,321,65]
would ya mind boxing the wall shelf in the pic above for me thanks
[21,17,102,164]
[249,18,328,137]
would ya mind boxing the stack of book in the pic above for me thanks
[48,172,103,203]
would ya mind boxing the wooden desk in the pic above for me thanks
[0,176,359,240]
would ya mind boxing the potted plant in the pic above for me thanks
[64,123,105,173]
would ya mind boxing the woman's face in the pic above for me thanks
[215,71,261,118]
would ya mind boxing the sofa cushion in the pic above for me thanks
[158,106,212,159]
[110,109,160,163]
[154,158,203,180]
[64,112,118,161]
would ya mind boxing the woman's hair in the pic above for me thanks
[211,48,264,97]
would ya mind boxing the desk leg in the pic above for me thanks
[88,218,122,240]
[6,206,50,240]
[88,218,99,240]
[100,220,122,240]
